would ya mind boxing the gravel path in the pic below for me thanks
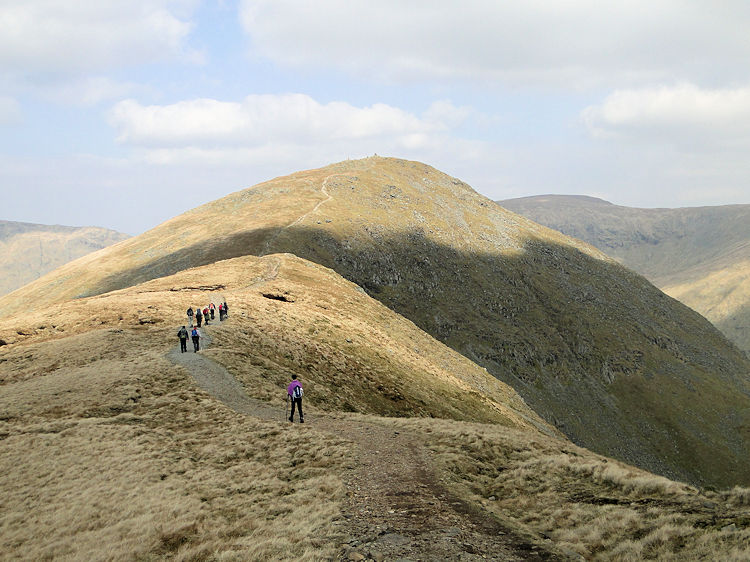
[167,324,565,561]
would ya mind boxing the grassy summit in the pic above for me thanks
[3,156,750,488]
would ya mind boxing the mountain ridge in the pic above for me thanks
[4,253,750,559]
[4,157,750,487]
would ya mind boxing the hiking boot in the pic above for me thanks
[288,416,293,422]
[300,418,304,424]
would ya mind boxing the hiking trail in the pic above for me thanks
[168,323,563,561]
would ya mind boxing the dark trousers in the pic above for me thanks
[210,309,215,319]
[289,398,303,421]
[196,316,202,327]
[180,338,187,352]
[192,336,200,352]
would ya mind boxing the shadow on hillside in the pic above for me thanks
[91,224,750,488]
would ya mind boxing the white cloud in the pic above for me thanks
[0,96,21,125]
[239,0,750,87]
[0,1,196,77]
[39,76,147,106]
[582,84,750,146]
[109,94,469,148]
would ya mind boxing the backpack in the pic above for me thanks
[293,386,303,399]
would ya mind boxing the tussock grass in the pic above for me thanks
[366,416,750,560]
[3,252,750,559]
[0,325,349,560]
[0,253,551,560]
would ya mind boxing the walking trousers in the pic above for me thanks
[290,397,303,421]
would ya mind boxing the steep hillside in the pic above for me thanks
[0,253,548,429]
[3,255,750,559]
[3,157,750,487]
[0,220,130,296]
[499,195,750,353]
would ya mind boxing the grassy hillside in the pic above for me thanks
[0,219,130,296]
[3,157,750,488]
[499,195,750,354]
[2,255,749,560]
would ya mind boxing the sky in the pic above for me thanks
[2,1,750,235]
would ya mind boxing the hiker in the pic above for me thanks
[196,307,203,327]
[187,307,194,326]
[203,306,210,325]
[209,302,215,320]
[287,374,304,423]
[223,301,229,318]
[191,326,200,352]
[177,325,189,353]
[218,303,224,321]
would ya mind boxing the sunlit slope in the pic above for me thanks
[4,157,750,487]
[663,261,750,355]
[1,253,549,430]
[3,255,750,559]
[499,195,750,354]
[0,220,129,296]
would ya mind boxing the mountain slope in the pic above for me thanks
[3,255,750,559]
[0,220,130,296]
[4,157,750,487]
[498,195,750,354]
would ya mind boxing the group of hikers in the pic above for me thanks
[187,302,228,328]
[177,301,229,353]
[175,298,304,423]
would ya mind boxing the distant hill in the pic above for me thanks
[0,220,130,296]
[498,195,750,354]
[3,157,750,487]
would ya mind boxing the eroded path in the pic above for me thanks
[168,328,562,561]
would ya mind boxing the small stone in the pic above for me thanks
[371,552,385,562]
[488,496,496,501]
[348,552,365,561]
[722,523,737,532]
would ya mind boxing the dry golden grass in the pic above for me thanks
[0,287,353,560]
[0,252,555,560]
[0,252,549,431]
[4,156,749,492]
[363,416,750,560]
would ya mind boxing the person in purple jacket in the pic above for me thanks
[287,374,304,423]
